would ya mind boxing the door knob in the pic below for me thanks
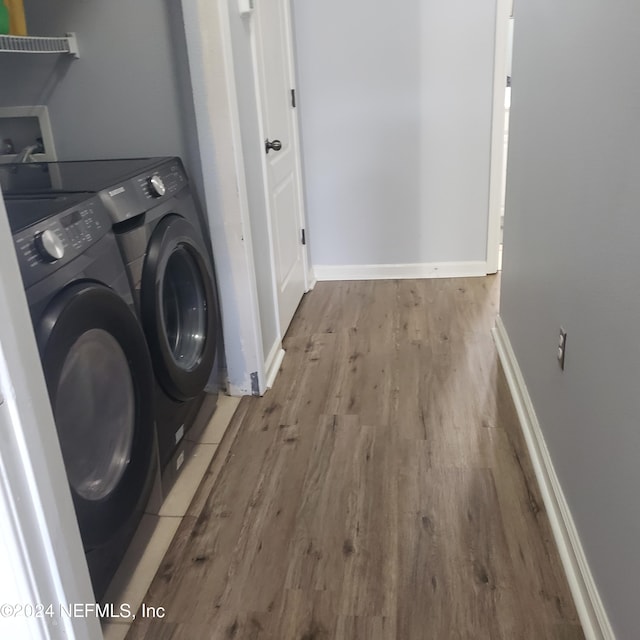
[265,139,282,154]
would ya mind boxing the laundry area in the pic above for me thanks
[0,0,250,635]
[0,6,225,635]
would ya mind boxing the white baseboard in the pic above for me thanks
[264,342,285,391]
[226,381,251,397]
[492,317,614,640]
[313,261,487,281]
[306,267,317,291]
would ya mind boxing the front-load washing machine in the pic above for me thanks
[4,194,158,602]
[1,158,223,490]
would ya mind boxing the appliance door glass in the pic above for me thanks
[142,214,218,402]
[162,245,207,372]
[55,329,135,501]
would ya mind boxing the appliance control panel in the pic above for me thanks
[12,196,111,289]
[100,159,188,224]
[138,160,186,200]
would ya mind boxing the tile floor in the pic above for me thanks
[102,394,240,640]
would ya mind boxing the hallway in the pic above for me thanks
[127,277,583,639]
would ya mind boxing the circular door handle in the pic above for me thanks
[265,139,283,154]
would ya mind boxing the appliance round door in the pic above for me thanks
[38,281,156,550]
[141,214,218,402]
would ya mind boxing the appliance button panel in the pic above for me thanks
[60,205,104,249]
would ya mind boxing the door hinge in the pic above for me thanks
[301,228,306,245]
[291,89,296,108]
[250,371,260,396]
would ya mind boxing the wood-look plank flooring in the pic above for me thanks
[127,277,583,640]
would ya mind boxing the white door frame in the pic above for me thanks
[0,194,102,640]
[487,0,512,274]
[281,0,312,292]
[181,0,267,395]
[248,0,311,332]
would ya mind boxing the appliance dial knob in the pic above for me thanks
[149,174,166,197]
[34,230,65,262]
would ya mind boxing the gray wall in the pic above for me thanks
[500,1,640,636]
[0,0,193,165]
[292,0,496,267]
[227,3,279,361]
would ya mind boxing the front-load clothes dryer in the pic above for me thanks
[121,198,220,481]
[99,160,222,488]
[4,194,158,602]
[0,158,224,489]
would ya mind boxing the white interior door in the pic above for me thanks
[253,0,307,335]
[487,0,512,273]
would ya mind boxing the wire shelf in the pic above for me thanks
[0,33,79,57]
